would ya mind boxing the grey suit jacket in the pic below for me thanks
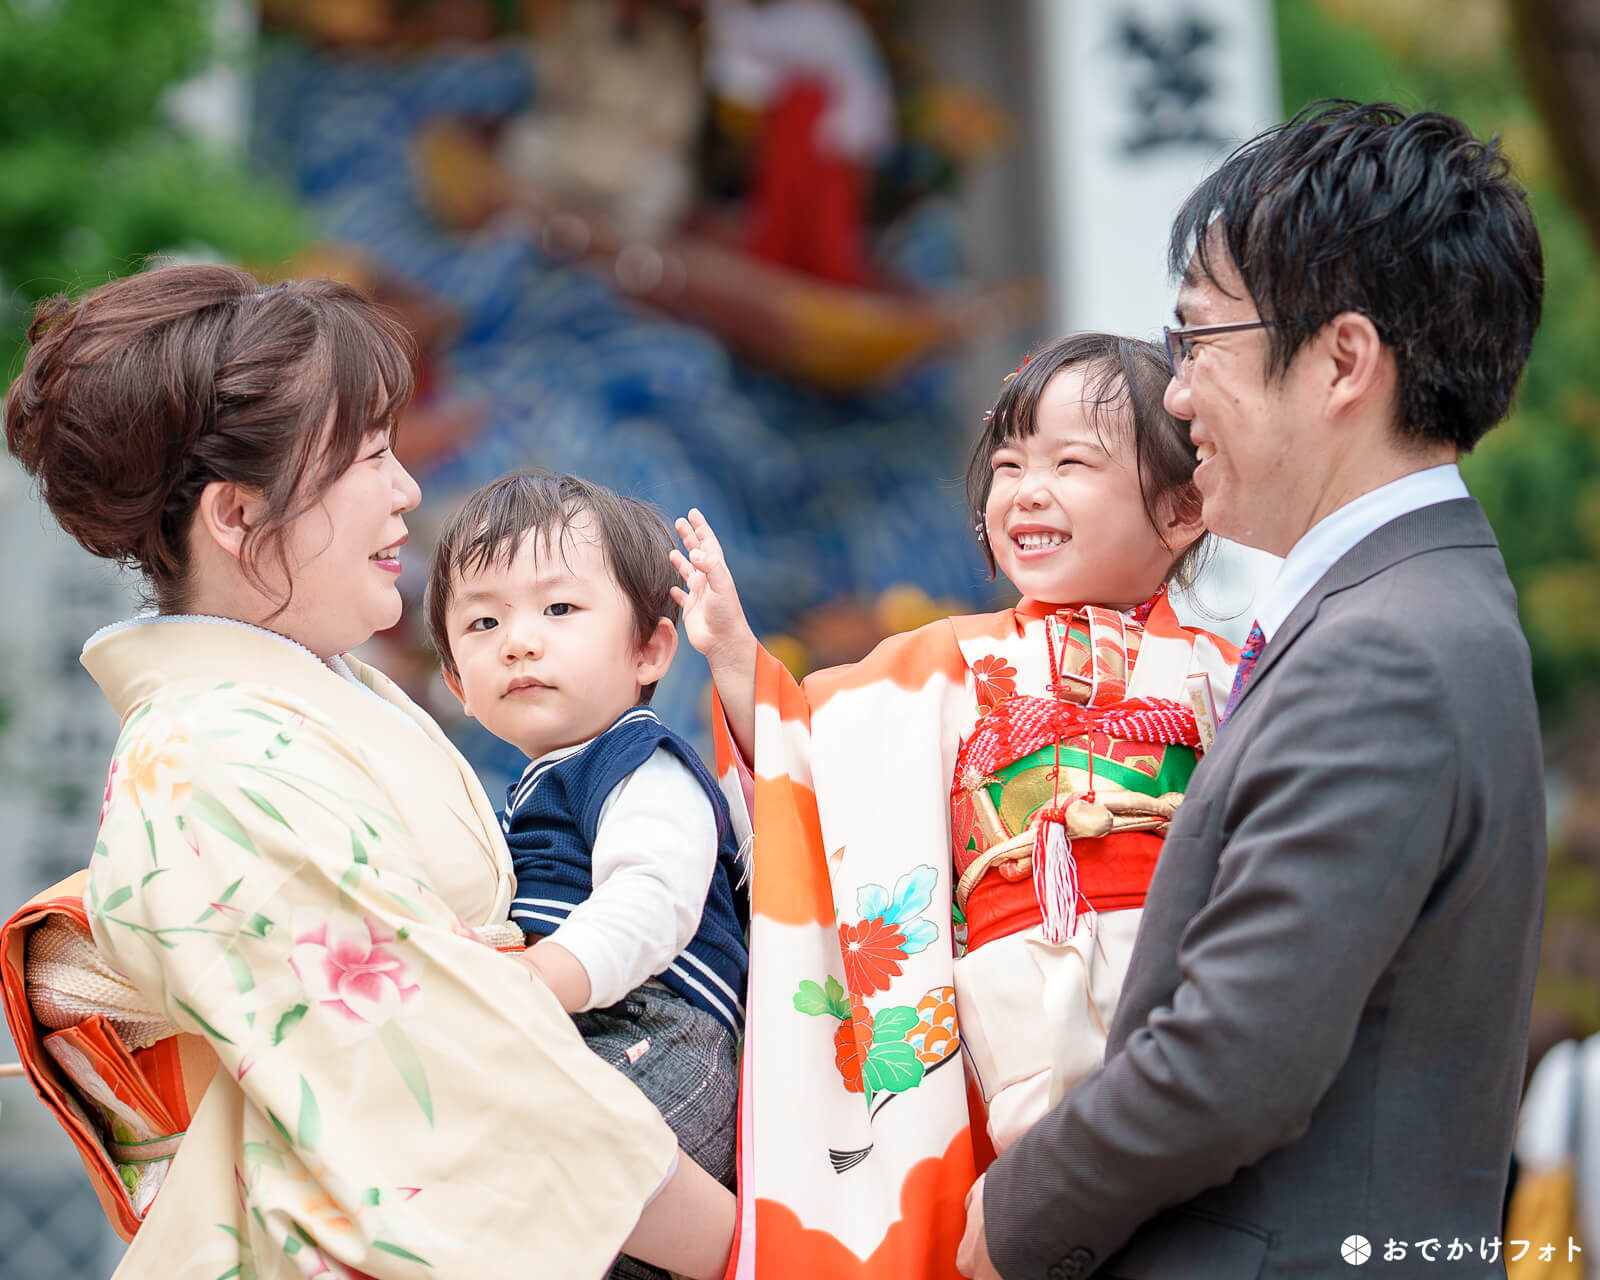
[984,499,1546,1279]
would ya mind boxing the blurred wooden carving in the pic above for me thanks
[416,119,1031,392]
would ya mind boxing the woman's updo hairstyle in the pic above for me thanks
[3,263,417,611]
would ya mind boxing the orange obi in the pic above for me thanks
[2,871,531,1240]
[0,871,216,1241]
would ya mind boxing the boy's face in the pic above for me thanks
[442,516,674,759]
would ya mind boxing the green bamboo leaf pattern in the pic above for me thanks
[296,1076,321,1149]
[144,815,158,866]
[189,791,259,856]
[223,947,254,995]
[235,709,281,724]
[101,886,133,911]
[140,868,167,888]
[242,913,274,940]
[372,1241,432,1266]
[350,829,368,864]
[266,1109,293,1148]
[174,999,235,1045]
[240,787,292,829]
[241,1141,283,1169]
[272,1004,307,1046]
[197,876,245,922]
[379,1022,435,1127]
[93,840,109,859]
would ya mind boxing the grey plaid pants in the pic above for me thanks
[573,980,739,1280]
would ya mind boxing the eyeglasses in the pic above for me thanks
[1162,321,1277,380]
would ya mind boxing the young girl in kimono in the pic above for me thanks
[670,333,1238,1278]
[1,264,734,1280]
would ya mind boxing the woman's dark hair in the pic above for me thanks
[426,469,680,703]
[3,263,418,611]
[1170,99,1543,451]
[964,332,1209,593]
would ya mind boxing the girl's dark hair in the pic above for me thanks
[425,469,680,703]
[964,332,1209,594]
[3,263,417,612]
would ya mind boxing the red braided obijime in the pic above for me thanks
[953,694,1200,943]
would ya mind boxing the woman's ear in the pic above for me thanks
[635,616,680,689]
[194,480,269,563]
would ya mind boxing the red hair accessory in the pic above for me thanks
[1002,352,1032,383]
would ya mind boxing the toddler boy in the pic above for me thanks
[425,469,746,1219]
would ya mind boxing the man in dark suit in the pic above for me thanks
[959,101,1547,1279]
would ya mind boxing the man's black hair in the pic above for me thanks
[1170,100,1544,451]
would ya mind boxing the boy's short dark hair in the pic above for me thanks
[426,469,680,702]
[1171,99,1544,452]
[964,332,1209,593]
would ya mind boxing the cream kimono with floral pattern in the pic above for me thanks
[82,618,676,1280]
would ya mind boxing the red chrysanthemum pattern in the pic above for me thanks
[838,917,908,997]
[971,654,1018,711]
[833,998,874,1094]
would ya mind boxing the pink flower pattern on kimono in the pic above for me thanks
[288,911,421,1040]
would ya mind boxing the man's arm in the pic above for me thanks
[983,612,1460,1275]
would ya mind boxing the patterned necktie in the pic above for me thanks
[1221,621,1265,725]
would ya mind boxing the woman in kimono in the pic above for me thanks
[1,264,734,1280]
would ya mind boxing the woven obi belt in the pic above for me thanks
[0,871,523,1240]
[950,605,1202,952]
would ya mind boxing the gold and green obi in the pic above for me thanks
[951,607,1199,950]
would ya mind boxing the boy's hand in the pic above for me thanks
[670,509,756,671]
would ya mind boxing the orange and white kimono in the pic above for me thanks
[717,591,1236,1279]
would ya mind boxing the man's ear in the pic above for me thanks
[194,480,268,562]
[635,617,679,689]
[1322,310,1389,418]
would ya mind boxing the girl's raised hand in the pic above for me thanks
[670,509,755,668]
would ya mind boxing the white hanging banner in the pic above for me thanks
[1034,0,1281,337]
[1030,0,1284,634]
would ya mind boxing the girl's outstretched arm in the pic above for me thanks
[670,509,757,763]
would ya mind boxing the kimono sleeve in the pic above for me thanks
[88,689,677,1278]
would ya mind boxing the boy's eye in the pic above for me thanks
[545,602,574,617]
[466,617,497,633]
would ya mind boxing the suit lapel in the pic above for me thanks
[1224,498,1498,724]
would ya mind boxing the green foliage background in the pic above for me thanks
[1276,0,1600,721]
[0,0,306,379]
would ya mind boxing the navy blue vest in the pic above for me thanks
[503,707,749,1035]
